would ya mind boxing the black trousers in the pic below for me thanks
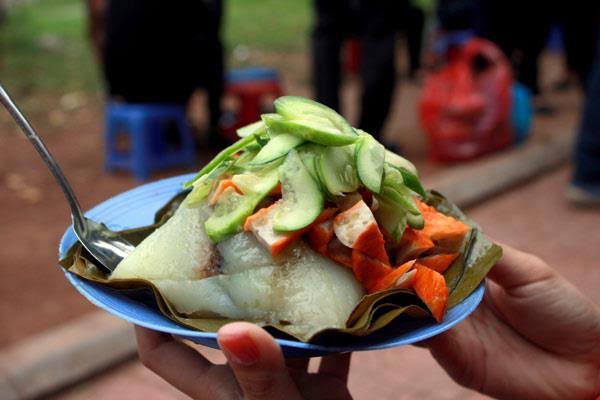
[311,0,399,139]
[103,0,223,131]
[477,0,555,95]
[397,0,425,76]
[562,2,600,87]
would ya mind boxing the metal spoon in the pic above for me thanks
[0,83,134,272]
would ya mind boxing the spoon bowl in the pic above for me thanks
[0,83,134,272]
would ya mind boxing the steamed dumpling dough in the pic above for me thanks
[111,199,364,338]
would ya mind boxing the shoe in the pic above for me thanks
[566,184,600,207]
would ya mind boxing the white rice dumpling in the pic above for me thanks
[110,197,364,338]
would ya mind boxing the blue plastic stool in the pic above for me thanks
[510,83,533,145]
[105,102,196,180]
[225,67,280,83]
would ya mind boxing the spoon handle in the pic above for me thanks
[0,83,86,232]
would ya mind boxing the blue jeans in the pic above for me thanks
[573,34,600,195]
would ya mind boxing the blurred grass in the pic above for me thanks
[0,0,101,94]
[0,0,311,95]
[225,0,311,51]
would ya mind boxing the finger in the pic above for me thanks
[285,357,309,371]
[135,326,237,400]
[217,322,303,400]
[317,352,351,383]
[487,243,556,291]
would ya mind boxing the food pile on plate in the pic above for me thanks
[64,96,501,341]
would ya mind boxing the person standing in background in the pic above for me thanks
[560,1,600,89]
[397,0,426,81]
[568,33,600,205]
[311,0,399,146]
[476,0,555,100]
[85,0,225,149]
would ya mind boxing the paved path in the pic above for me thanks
[48,165,599,400]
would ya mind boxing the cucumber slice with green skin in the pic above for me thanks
[205,189,257,242]
[264,117,358,146]
[260,113,284,137]
[385,150,418,175]
[230,148,260,172]
[273,149,324,232]
[381,165,421,215]
[381,186,421,216]
[250,133,305,165]
[384,160,426,198]
[204,168,279,242]
[186,176,213,207]
[237,120,266,138]
[407,213,425,229]
[183,134,257,188]
[318,145,359,196]
[297,145,321,184]
[355,135,385,193]
[274,96,356,138]
[398,168,426,198]
[374,195,407,242]
[232,167,280,196]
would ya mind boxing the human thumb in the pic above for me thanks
[217,322,303,400]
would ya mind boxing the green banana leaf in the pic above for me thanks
[59,190,501,343]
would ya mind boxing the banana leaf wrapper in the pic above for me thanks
[59,190,502,343]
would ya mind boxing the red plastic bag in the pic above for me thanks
[419,37,514,162]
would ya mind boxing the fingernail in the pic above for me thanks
[219,331,260,366]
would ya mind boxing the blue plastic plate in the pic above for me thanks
[59,174,484,357]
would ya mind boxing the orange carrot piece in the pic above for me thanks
[327,238,353,268]
[415,198,470,248]
[396,227,435,264]
[244,206,338,256]
[353,222,390,265]
[307,219,334,255]
[243,203,274,231]
[412,264,449,322]
[313,207,338,224]
[243,203,302,256]
[208,179,242,206]
[418,253,459,274]
[351,250,394,292]
[334,200,389,264]
[369,259,416,293]
[269,182,282,197]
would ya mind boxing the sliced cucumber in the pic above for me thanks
[231,167,279,196]
[185,176,213,207]
[407,213,425,229]
[355,135,385,193]
[374,195,407,242]
[260,113,284,135]
[381,186,421,216]
[273,149,324,232]
[382,165,421,216]
[297,144,321,184]
[274,95,356,135]
[237,120,266,138]
[264,117,357,146]
[183,134,256,188]
[385,150,418,175]
[398,168,426,198]
[204,169,279,242]
[204,189,257,242]
[318,145,359,196]
[250,133,305,165]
